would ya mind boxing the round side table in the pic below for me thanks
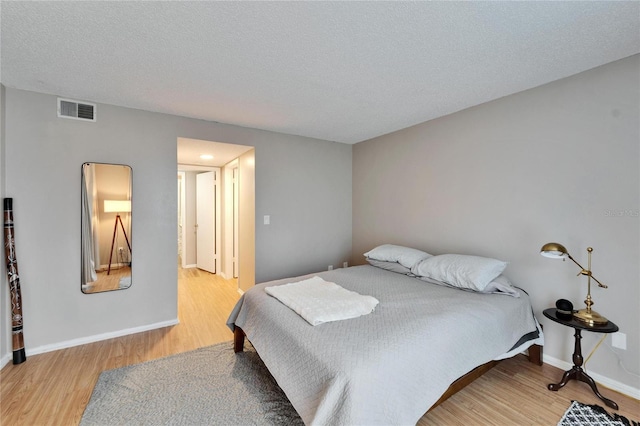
[543,308,619,410]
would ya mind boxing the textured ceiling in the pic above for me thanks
[1,1,638,144]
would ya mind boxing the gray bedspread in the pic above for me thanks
[226,265,538,426]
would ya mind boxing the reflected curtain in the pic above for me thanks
[81,163,98,285]
[89,165,101,268]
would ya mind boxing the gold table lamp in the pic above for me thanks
[540,242,609,326]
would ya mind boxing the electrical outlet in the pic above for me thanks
[118,247,124,254]
[612,332,627,350]
[343,262,348,268]
[328,265,333,271]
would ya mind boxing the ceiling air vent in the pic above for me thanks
[57,98,96,122]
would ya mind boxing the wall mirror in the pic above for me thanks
[81,162,132,294]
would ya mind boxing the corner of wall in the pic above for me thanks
[0,84,9,365]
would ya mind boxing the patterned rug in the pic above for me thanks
[558,401,639,426]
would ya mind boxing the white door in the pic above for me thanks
[196,171,218,273]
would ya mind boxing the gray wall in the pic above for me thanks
[353,55,639,391]
[1,88,352,357]
[256,134,352,281]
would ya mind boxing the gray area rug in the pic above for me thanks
[81,342,304,426]
[558,401,639,426]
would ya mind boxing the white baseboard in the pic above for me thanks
[23,319,180,357]
[237,288,244,296]
[219,271,228,279]
[543,354,640,400]
[183,264,196,269]
[1,353,11,369]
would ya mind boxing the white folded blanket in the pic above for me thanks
[265,276,379,326]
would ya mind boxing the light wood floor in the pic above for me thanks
[1,268,638,425]
[83,265,132,293]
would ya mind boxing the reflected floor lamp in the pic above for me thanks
[104,200,131,275]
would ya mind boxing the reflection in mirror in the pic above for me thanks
[81,163,132,293]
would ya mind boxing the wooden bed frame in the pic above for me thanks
[233,326,542,412]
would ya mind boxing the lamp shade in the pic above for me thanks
[540,242,568,259]
[104,200,131,213]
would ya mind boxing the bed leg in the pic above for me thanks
[234,327,245,353]
[528,344,543,366]
[528,324,543,365]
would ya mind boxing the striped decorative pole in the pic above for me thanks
[4,198,26,364]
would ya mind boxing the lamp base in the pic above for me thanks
[573,309,608,326]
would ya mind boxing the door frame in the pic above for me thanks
[222,159,238,279]
[178,171,186,269]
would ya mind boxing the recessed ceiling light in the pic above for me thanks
[199,154,214,160]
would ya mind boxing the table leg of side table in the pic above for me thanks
[547,328,618,410]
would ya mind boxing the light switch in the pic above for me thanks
[264,215,270,225]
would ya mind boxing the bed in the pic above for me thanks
[227,264,542,425]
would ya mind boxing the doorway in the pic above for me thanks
[176,137,255,291]
[177,166,220,271]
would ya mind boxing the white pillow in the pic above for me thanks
[483,275,520,297]
[418,274,520,297]
[363,244,431,269]
[366,259,413,275]
[411,254,507,291]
